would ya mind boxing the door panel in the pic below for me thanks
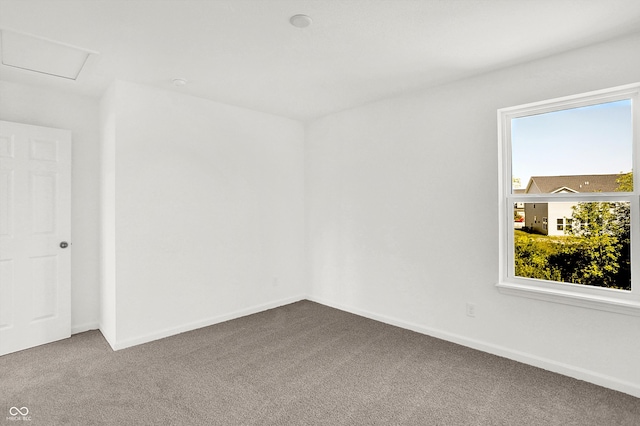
[0,259,13,329]
[30,172,57,234]
[0,120,71,356]
[0,170,13,236]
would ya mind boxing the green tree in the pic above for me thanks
[613,171,632,288]
[514,234,562,281]
[615,171,633,192]
[565,202,624,287]
[560,172,632,289]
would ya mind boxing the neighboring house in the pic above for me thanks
[513,188,525,229]
[523,174,622,236]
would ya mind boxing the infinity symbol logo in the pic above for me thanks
[9,407,29,416]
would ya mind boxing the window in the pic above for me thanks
[556,218,573,232]
[498,83,640,315]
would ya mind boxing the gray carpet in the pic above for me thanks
[1,300,639,425]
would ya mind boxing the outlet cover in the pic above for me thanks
[466,303,476,317]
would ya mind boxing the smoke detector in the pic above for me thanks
[290,14,312,28]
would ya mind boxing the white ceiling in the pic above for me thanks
[1,0,640,121]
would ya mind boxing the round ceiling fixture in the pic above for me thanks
[172,78,188,87]
[290,14,312,28]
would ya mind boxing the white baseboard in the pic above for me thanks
[306,295,640,399]
[71,322,99,335]
[104,295,306,351]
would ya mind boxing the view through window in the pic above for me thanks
[506,95,635,292]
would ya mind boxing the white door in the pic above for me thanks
[0,120,71,356]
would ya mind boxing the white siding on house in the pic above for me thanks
[524,203,549,234]
[547,202,576,236]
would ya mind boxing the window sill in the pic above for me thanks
[496,281,640,317]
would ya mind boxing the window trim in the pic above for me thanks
[497,83,640,316]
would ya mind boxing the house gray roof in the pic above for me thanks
[525,174,623,194]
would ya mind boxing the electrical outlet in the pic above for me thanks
[466,303,476,317]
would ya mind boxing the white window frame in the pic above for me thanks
[497,83,640,316]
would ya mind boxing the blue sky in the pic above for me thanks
[511,99,632,190]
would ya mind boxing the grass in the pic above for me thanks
[514,229,577,244]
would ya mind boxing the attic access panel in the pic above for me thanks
[0,29,96,80]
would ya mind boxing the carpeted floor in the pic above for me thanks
[1,300,639,425]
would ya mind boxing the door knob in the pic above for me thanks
[60,241,69,249]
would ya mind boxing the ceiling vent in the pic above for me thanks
[0,28,97,80]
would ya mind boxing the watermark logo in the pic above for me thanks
[6,407,31,422]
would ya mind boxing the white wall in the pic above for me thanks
[305,32,640,397]
[4,30,640,397]
[100,81,305,349]
[0,80,100,333]
[98,83,117,344]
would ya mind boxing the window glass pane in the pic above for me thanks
[511,100,633,193]
[514,201,631,291]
